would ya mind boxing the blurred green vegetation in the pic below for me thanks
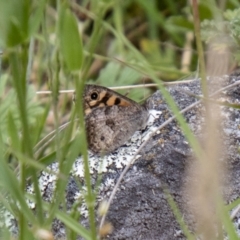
[0,0,239,239]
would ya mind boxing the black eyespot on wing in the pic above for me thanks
[91,92,98,100]
[114,97,121,105]
[100,136,105,141]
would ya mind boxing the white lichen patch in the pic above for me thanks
[38,162,58,193]
[148,109,161,125]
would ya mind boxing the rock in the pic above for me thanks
[6,75,240,239]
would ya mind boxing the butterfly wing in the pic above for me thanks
[86,105,148,154]
[83,85,136,116]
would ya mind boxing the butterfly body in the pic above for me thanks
[83,85,149,154]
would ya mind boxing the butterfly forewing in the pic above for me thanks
[83,85,136,116]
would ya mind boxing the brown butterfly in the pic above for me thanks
[83,85,149,154]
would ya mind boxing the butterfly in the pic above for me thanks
[83,85,149,154]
